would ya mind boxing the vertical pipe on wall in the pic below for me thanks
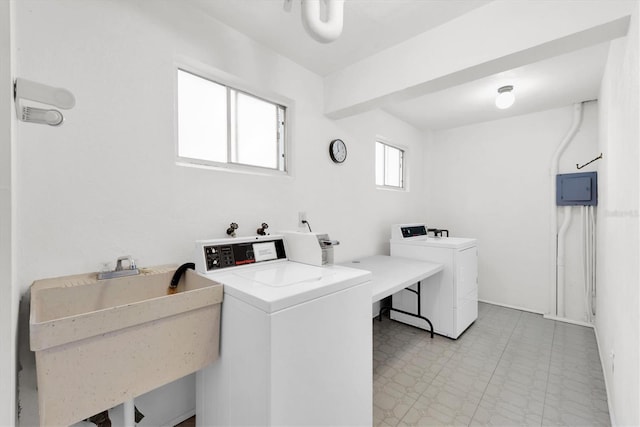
[549,103,583,316]
[557,205,572,317]
[590,205,597,317]
[588,205,595,321]
[582,206,589,321]
[581,204,597,323]
[583,205,595,323]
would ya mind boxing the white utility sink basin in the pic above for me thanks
[30,266,223,427]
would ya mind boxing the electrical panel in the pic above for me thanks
[556,171,598,206]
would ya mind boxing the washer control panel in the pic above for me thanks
[400,225,427,238]
[195,236,287,273]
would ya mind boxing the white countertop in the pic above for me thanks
[340,255,443,302]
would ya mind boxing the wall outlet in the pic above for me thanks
[298,211,307,228]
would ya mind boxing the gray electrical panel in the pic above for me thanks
[556,171,597,206]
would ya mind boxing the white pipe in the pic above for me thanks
[588,207,592,321]
[586,206,596,321]
[583,205,594,323]
[123,399,135,427]
[582,206,589,322]
[549,103,583,316]
[590,205,597,317]
[557,205,572,318]
[301,0,344,43]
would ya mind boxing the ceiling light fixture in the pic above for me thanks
[495,85,515,109]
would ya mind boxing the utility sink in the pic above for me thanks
[30,266,223,427]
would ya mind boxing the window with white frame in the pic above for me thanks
[375,140,405,189]
[177,68,287,172]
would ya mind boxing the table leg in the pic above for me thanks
[378,281,434,338]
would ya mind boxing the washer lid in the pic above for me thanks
[205,262,371,313]
[233,263,328,287]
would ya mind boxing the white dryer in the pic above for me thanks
[390,224,478,339]
[194,235,372,426]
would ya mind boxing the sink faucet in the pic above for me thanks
[115,255,136,271]
[98,255,140,280]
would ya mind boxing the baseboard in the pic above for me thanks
[163,409,195,427]
[479,299,595,328]
[593,325,616,426]
[542,314,594,328]
[478,299,544,315]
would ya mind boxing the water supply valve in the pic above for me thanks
[226,222,239,237]
[257,223,269,236]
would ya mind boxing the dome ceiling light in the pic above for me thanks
[495,85,515,109]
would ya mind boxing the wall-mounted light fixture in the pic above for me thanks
[14,78,75,126]
[495,85,515,109]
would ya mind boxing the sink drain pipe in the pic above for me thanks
[124,399,135,427]
[122,400,145,426]
[549,102,583,317]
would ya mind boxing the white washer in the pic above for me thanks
[390,224,478,339]
[194,235,372,426]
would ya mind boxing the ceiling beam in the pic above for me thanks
[324,0,633,119]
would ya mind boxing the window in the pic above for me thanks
[375,140,405,189]
[177,69,287,172]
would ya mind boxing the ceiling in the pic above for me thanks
[193,0,492,76]
[193,0,613,130]
[385,43,609,130]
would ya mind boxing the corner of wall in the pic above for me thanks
[592,324,618,427]
[595,1,640,425]
[1,0,18,425]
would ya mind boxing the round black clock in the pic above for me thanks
[329,139,347,163]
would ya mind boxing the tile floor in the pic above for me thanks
[373,302,610,426]
[179,303,609,427]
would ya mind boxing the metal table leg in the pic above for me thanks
[378,281,434,338]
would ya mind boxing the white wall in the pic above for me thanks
[426,104,599,317]
[13,1,426,425]
[1,1,17,425]
[596,2,640,425]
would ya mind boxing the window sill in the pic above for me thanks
[376,185,407,192]
[176,158,289,177]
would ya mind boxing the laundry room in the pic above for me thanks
[1,1,638,426]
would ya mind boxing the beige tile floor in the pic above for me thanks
[373,302,610,427]
[180,302,608,427]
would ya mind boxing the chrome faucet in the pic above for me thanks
[97,255,140,280]
[115,255,136,271]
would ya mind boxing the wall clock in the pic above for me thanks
[329,139,347,163]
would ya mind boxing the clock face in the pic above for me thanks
[330,139,347,163]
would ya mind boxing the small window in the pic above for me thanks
[376,140,405,189]
[177,69,287,172]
